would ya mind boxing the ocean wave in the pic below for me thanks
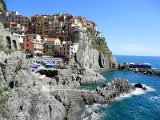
[82,84,155,120]
[115,83,155,101]
[82,113,100,120]
[82,104,102,120]
[149,95,160,101]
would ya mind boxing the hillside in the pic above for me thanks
[74,28,117,72]
[0,0,7,12]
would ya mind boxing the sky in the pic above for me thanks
[5,0,160,56]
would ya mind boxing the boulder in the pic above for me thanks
[134,83,143,88]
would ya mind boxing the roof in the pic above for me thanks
[47,38,59,42]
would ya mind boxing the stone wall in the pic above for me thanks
[0,22,21,50]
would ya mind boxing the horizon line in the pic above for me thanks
[114,54,160,57]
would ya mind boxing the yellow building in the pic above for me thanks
[44,38,61,56]
[35,16,45,38]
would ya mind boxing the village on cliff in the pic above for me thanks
[0,11,102,60]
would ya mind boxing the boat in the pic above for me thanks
[129,63,151,69]
[43,61,56,68]
[30,63,40,68]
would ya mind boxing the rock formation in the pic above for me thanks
[75,29,117,72]
[0,51,138,120]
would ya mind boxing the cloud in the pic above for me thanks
[115,43,160,56]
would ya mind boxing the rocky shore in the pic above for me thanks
[119,64,160,76]
[0,51,147,120]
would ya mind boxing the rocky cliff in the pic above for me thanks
[75,29,117,72]
[0,0,7,12]
[0,51,138,120]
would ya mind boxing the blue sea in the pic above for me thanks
[82,55,160,120]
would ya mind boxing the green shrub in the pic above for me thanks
[0,86,11,112]
[83,25,113,58]
[0,96,8,112]
[3,86,11,92]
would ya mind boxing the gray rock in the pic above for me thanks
[0,51,136,120]
[75,36,117,72]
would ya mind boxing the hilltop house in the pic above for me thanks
[44,38,61,56]
[23,34,44,56]
[59,41,79,59]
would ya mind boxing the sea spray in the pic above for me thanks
[115,84,155,101]
[82,84,155,120]
[82,104,104,120]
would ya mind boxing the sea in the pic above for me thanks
[82,55,160,120]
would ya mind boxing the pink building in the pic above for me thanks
[8,22,25,33]
[23,34,44,56]
[87,21,94,29]
[58,41,79,59]
[87,21,97,30]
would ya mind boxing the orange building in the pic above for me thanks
[23,34,44,56]
[59,41,79,59]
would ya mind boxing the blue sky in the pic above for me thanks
[5,0,160,56]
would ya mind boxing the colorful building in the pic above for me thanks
[9,11,30,27]
[44,38,61,56]
[7,22,26,34]
[59,41,79,59]
[12,32,25,48]
[87,21,97,31]
[23,34,44,56]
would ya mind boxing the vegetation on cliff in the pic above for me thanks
[0,86,11,112]
[0,0,7,12]
[87,28,112,58]
[0,39,5,51]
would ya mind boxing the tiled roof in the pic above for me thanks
[47,38,58,42]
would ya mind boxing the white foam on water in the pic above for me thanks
[82,104,102,120]
[82,112,101,120]
[115,83,156,101]
[90,112,101,120]
[85,104,102,114]
[149,95,160,101]
[82,84,156,120]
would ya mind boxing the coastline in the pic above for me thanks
[82,83,155,120]
[119,67,160,77]
[0,51,151,120]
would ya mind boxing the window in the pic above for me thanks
[45,45,48,48]
[67,52,69,54]
[64,52,65,54]
[64,48,65,50]
[26,49,29,53]
[27,44,29,47]
[27,36,28,38]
